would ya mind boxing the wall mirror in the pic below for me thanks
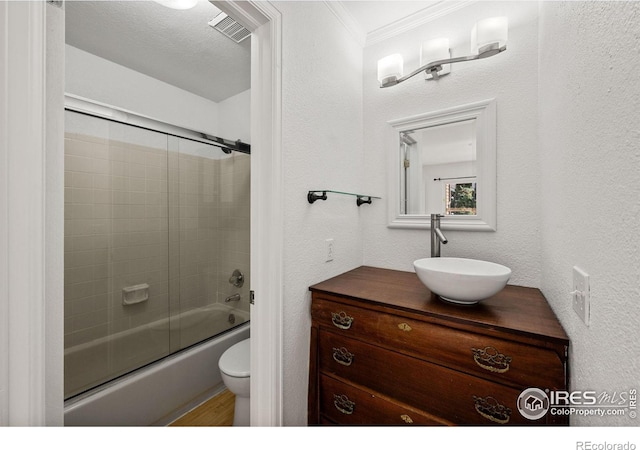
[387,99,497,230]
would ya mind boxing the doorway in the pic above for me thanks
[0,0,282,426]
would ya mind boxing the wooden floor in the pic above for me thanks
[169,389,235,426]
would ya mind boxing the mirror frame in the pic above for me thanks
[387,98,497,231]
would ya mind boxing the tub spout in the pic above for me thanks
[225,293,241,303]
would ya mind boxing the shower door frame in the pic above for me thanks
[2,0,283,426]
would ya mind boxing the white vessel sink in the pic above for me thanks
[413,257,511,305]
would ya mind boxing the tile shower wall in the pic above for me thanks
[168,138,251,351]
[64,121,172,396]
[64,125,170,348]
[64,112,250,397]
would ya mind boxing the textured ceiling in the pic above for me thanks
[65,1,440,103]
[65,0,251,103]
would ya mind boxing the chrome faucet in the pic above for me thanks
[431,214,448,257]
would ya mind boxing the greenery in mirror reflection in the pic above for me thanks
[446,182,477,215]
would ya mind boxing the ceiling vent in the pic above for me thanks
[208,13,251,44]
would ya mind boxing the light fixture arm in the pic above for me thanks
[380,42,506,88]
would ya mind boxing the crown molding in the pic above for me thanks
[366,0,476,47]
[323,1,367,47]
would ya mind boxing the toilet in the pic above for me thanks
[219,338,250,426]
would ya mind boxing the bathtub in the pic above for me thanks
[64,304,249,426]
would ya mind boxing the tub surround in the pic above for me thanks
[308,266,569,425]
[64,321,249,426]
[65,304,248,398]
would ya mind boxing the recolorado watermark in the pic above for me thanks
[576,442,636,450]
[517,387,637,420]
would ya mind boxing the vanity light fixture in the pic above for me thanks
[377,16,508,88]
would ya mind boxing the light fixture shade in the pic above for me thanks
[420,38,451,79]
[377,54,404,85]
[471,17,508,54]
[154,0,198,10]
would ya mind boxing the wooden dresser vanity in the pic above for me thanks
[308,266,569,426]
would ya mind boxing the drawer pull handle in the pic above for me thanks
[331,311,354,330]
[397,322,412,332]
[400,414,413,424]
[472,346,512,373]
[473,396,511,424]
[332,347,354,366]
[333,394,355,415]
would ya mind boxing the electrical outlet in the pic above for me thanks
[572,266,590,326]
[325,238,334,262]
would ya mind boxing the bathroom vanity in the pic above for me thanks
[308,266,569,426]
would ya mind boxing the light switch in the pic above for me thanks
[325,238,334,262]
[572,266,590,326]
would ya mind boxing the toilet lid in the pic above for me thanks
[219,338,250,377]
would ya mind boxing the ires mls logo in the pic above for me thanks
[517,388,638,420]
[517,388,550,420]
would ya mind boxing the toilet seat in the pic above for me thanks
[219,338,250,378]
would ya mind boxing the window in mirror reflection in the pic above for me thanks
[400,119,477,216]
[445,181,476,215]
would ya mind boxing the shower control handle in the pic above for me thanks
[229,269,244,288]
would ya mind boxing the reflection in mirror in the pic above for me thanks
[400,119,477,216]
[388,99,496,231]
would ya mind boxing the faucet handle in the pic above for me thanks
[229,269,244,287]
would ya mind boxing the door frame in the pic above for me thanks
[0,0,55,426]
[216,0,284,426]
[0,0,283,426]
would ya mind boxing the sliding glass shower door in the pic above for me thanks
[167,136,251,351]
[64,111,171,397]
[64,110,250,399]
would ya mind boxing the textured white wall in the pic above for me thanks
[65,45,222,136]
[362,1,541,287]
[275,1,364,425]
[539,1,640,426]
[218,89,251,144]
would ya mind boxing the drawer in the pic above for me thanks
[312,297,566,390]
[318,330,548,425]
[319,374,450,425]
